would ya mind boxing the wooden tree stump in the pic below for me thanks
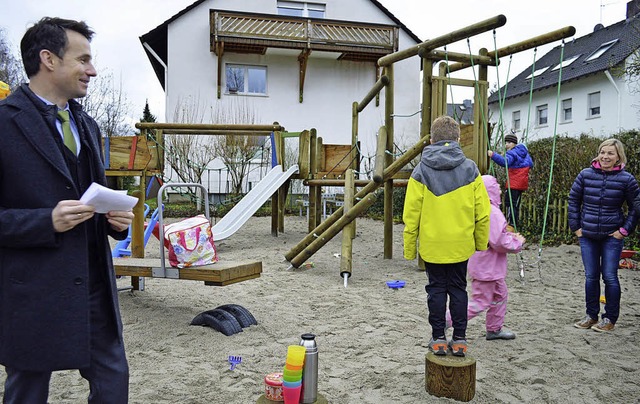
[425,352,476,402]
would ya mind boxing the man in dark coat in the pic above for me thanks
[0,17,134,403]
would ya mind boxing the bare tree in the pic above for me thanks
[0,28,26,88]
[166,94,216,185]
[211,98,266,194]
[78,67,133,136]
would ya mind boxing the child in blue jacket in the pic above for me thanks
[487,133,533,228]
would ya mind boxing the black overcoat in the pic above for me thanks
[0,84,127,371]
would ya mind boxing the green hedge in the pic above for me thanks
[493,131,640,248]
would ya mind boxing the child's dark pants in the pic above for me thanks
[425,260,469,340]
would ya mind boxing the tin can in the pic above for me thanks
[264,372,284,402]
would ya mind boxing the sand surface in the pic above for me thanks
[2,216,640,403]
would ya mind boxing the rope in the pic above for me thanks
[537,40,566,282]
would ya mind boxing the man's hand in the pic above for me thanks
[52,200,95,232]
[487,150,494,158]
[106,210,134,232]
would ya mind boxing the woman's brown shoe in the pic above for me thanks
[574,315,597,329]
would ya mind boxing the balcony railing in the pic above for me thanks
[210,10,399,59]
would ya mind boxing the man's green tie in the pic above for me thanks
[56,110,77,155]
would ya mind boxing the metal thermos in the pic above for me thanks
[299,333,318,404]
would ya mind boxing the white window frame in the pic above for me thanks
[552,55,580,71]
[526,66,549,80]
[561,98,572,123]
[277,1,326,18]
[536,104,548,127]
[585,39,618,62]
[225,64,267,96]
[512,110,521,131]
[587,91,601,118]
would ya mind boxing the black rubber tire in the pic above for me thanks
[216,304,258,328]
[190,309,243,336]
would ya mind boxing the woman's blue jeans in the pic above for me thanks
[578,235,624,324]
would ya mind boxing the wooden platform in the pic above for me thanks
[113,258,262,286]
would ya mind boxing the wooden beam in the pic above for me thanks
[420,49,495,66]
[356,75,389,113]
[303,178,408,187]
[378,15,507,67]
[136,123,285,131]
[447,26,576,73]
[216,42,224,99]
[161,129,272,136]
[298,49,311,103]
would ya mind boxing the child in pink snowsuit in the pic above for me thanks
[449,175,525,340]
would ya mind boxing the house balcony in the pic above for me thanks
[210,10,399,61]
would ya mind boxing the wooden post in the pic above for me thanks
[351,102,359,171]
[130,189,145,290]
[340,169,355,283]
[421,60,434,138]
[298,129,310,179]
[384,65,394,259]
[315,136,323,226]
[277,130,286,233]
[373,125,387,183]
[425,352,476,402]
[271,129,283,237]
[309,129,318,232]
[477,48,489,173]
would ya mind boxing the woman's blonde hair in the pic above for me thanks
[597,138,627,165]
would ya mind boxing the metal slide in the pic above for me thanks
[211,164,299,240]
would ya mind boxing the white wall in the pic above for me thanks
[164,0,422,185]
[489,64,640,142]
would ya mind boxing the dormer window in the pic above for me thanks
[277,1,326,18]
[526,66,549,80]
[585,39,618,62]
[552,55,580,71]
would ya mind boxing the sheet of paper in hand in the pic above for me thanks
[80,182,138,213]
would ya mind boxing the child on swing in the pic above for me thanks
[448,175,525,340]
[487,132,533,229]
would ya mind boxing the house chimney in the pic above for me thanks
[627,0,640,19]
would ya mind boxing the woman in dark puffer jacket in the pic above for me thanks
[569,138,639,332]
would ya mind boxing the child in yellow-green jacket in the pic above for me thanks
[403,115,490,357]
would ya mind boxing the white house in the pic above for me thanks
[488,1,640,142]
[140,0,422,194]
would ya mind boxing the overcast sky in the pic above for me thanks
[1,0,630,125]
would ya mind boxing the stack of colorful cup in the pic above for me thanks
[282,345,305,403]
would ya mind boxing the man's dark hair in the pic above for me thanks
[20,17,94,78]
